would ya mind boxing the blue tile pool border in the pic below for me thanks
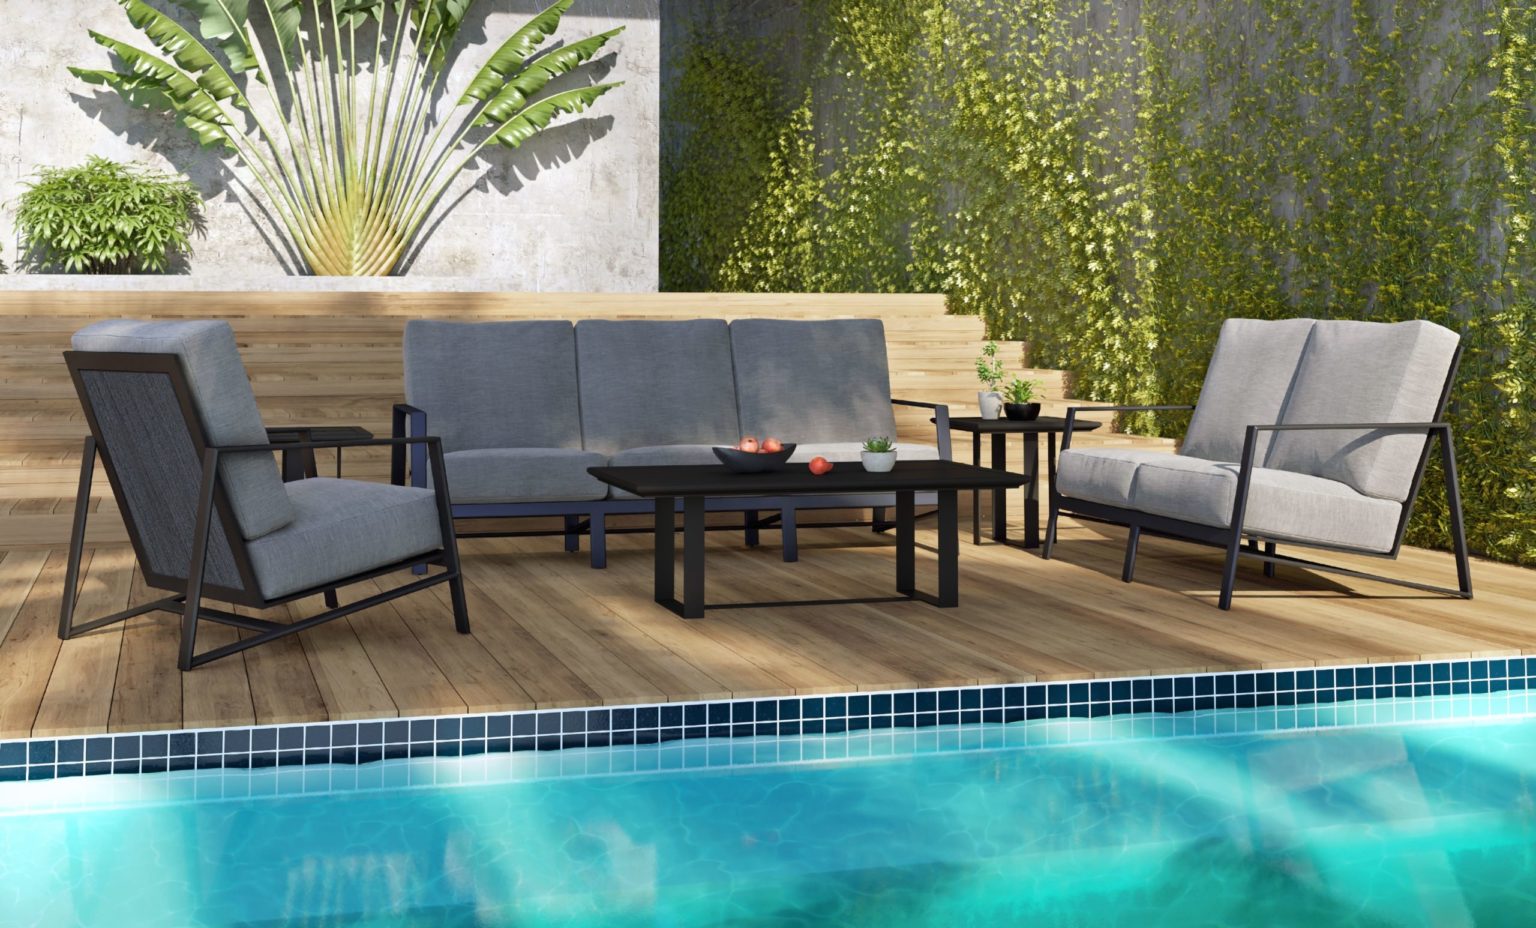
[4,656,1534,783]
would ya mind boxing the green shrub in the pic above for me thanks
[14,157,202,274]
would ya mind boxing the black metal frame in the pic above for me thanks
[60,351,470,670]
[1044,350,1472,609]
[392,398,953,567]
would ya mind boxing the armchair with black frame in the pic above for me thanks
[1042,318,1472,610]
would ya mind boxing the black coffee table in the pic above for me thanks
[587,461,1027,618]
[941,416,1101,549]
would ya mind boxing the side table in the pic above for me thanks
[266,425,374,481]
[939,416,1101,549]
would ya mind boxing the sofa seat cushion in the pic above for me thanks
[606,444,723,497]
[1129,456,1402,552]
[442,448,609,504]
[786,442,942,464]
[1057,449,1191,508]
[248,478,443,599]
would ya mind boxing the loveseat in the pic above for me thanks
[395,318,952,566]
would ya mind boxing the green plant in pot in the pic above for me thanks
[1003,377,1042,421]
[14,157,202,273]
[975,341,1006,420]
[861,435,897,472]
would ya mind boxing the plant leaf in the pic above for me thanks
[411,0,477,70]
[116,0,242,101]
[458,0,573,102]
[71,67,233,149]
[258,0,304,65]
[169,0,257,73]
[485,81,620,149]
[473,29,621,124]
[89,32,203,100]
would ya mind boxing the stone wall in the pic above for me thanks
[0,0,659,289]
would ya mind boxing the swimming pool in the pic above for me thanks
[2,695,1534,927]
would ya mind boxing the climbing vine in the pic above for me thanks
[660,0,1536,566]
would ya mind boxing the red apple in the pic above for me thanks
[738,436,760,453]
[762,436,784,453]
[808,456,833,475]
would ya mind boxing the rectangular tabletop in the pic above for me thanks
[587,460,1027,499]
[941,416,1102,434]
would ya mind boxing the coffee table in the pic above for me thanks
[587,461,1027,618]
[941,416,1101,549]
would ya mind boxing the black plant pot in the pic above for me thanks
[1004,402,1041,421]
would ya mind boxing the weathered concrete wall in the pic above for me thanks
[0,0,659,288]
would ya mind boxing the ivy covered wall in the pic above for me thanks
[660,0,1536,565]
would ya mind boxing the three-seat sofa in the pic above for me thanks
[394,317,952,566]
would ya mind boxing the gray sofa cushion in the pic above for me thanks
[442,448,609,503]
[1057,448,1190,508]
[71,319,295,541]
[248,478,443,599]
[1128,455,1403,551]
[1181,318,1315,464]
[606,444,721,497]
[787,441,941,464]
[730,319,897,444]
[1265,320,1459,501]
[404,320,583,453]
[576,320,741,453]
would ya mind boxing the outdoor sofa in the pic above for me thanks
[395,318,952,566]
[1046,318,1471,609]
[60,320,469,670]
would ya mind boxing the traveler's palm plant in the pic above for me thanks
[74,0,622,275]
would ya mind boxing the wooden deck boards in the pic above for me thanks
[0,514,1531,739]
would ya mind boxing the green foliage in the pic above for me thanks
[13,156,201,274]
[661,0,1536,566]
[1005,378,1039,405]
[862,435,895,453]
[78,0,623,275]
[975,341,1005,390]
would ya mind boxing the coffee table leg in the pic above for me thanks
[683,495,706,619]
[938,489,959,607]
[896,490,915,595]
[654,496,675,607]
[971,433,981,545]
[1024,432,1040,548]
[991,433,1007,543]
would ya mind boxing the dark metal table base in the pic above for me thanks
[972,431,1055,549]
[653,489,960,618]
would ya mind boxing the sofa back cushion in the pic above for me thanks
[404,320,583,452]
[1181,318,1315,464]
[1266,319,1460,501]
[71,319,295,541]
[575,319,741,453]
[729,319,897,444]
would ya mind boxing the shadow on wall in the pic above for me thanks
[66,0,635,273]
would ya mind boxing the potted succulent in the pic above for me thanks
[1003,377,1043,421]
[861,436,897,472]
[975,340,1006,420]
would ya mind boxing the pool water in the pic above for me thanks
[3,703,1536,927]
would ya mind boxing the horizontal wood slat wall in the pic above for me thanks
[0,290,1041,545]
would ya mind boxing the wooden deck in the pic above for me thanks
[2,511,1531,739]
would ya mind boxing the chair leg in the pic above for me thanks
[1042,499,1061,560]
[1218,533,1243,611]
[563,515,580,553]
[744,510,759,548]
[781,506,798,562]
[324,590,340,609]
[1440,429,1473,597]
[590,513,608,569]
[448,574,471,634]
[58,437,96,640]
[872,506,888,534]
[179,448,221,671]
[1263,542,1276,579]
[1121,525,1141,583]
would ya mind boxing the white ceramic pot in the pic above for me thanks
[978,391,1004,420]
[861,450,897,473]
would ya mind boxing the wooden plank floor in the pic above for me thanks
[2,513,1532,739]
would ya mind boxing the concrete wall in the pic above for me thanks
[0,0,659,289]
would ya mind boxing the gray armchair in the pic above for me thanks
[1045,318,1471,609]
[61,320,468,670]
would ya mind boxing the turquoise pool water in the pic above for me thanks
[3,701,1535,927]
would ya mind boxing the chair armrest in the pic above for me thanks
[1062,404,1195,451]
[214,436,442,454]
[892,398,952,460]
[392,404,428,487]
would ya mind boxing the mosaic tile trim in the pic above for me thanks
[2,657,1532,783]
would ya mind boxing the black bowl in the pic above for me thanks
[713,444,797,473]
[1004,402,1042,421]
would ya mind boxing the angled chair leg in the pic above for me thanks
[590,513,608,568]
[781,506,799,562]
[1042,499,1061,560]
[1440,428,1474,597]
[58,437,96,640]
[744,510,760,548]
[1217,535,1243,611]
[178,448,221,672]
[1121,525,1141,583]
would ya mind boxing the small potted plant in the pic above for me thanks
[1003,377,1043,421]
[975,340,1006,419]
[861,436,897,472]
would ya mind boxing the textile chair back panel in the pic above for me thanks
[80,369,245,591]
[71,320,293,540]
[730,319,897,445]
[1268,320,1461,502]
[404,320,584,453]
[1181,318,1315,464]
